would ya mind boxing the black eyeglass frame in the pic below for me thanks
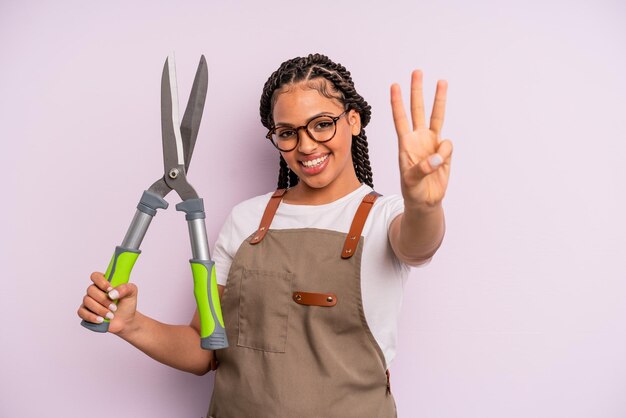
[265,110,349,152]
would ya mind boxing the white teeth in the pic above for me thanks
[302,155,328,168]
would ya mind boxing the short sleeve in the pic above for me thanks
[383,194,405,232]
[381,194,432,269]
[213,210,235,286]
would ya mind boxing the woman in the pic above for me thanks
[78,53,452,418]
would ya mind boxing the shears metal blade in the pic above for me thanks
[150,54,208,201]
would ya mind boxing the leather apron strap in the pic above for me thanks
[250,189,381,260]
[249,188,287,245]
[341,191,381,258]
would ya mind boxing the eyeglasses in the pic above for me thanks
[266,110,348,152]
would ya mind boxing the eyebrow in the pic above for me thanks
[274,111,337,127]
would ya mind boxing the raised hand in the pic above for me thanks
[390,70,453,211]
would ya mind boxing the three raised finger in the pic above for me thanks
[392,71,448,138]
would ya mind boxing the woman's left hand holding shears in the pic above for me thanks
[391,70,453,212]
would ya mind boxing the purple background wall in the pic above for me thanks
[1,1,625,417]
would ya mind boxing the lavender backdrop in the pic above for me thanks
[1,1,625,417]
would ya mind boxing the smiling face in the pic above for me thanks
[271,80,362,201]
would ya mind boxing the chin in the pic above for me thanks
[297,176,332,190]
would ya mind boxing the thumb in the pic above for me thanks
[403,152,444,184]
[405,139,452,184]
[106,283,139,335]
[107,282,138,301]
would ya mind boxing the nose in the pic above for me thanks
[296,127,318,153]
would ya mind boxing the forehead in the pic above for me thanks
[272,82,344,125]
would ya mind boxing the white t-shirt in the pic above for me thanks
[213,184,429,367]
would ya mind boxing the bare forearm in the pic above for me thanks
[116,311,212,376]
[390,203,446,265]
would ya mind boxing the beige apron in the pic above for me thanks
[208,189,397,418]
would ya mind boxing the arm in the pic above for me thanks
[389,70,452,266]
[116,285,225,376]
[78,271,224,376]
[389,204,445,266]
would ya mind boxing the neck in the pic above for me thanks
[284,175,362,205]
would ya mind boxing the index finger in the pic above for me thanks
[390,83,411,137]
[90,271,112,292]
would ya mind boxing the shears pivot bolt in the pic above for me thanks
[168,168,180,179]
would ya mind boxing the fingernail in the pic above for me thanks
[108,289,119,300]
[105,312,115,320]
[429,154,443,168]
[106,287,113,292]
[96,316,104,323]
[109,303,118,312]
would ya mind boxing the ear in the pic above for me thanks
[348,109,362,136]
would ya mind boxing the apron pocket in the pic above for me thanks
[237,268,293,353]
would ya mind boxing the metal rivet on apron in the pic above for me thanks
[345,248,352,254]
[253,236,259,240]
[260,227,266,231]
[295,294,302,301]
[350,236,356,240]
[326,296,333,302]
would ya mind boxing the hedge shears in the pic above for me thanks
[80,54,228,350]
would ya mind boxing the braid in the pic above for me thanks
[278,154,302,189]
[352,131,374,188]
[278,155,290,189]
[260,53,374,189]
[289,166,299,187]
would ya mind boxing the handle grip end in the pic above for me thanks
[80,319,110,333]
[201,327,228,350]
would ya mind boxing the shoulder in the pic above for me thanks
[230,190,274,219]
[367,188,405,229]
[372,192,404,213]
[219,190,275,241]
[340,185,404,212]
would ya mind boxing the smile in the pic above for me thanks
[300,154,329,168]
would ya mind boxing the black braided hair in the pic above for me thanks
[259,54,374,189]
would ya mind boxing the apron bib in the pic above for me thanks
[208,190,396,418]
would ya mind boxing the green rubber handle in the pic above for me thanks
[81,246,140,332]
[191,259,228,349]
